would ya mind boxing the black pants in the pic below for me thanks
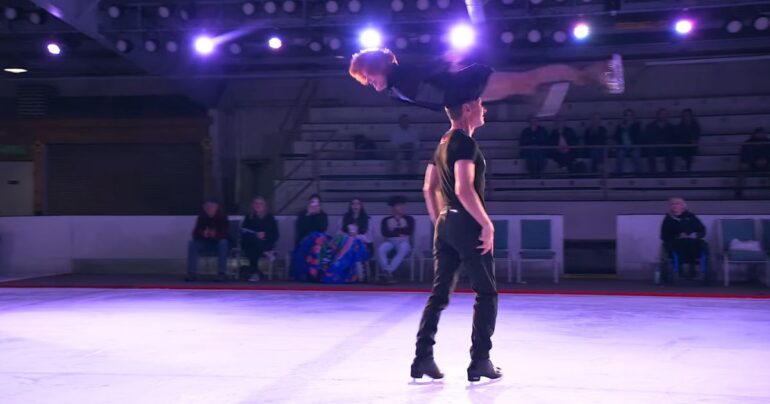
[415,209,498,361]
[242,238,270,278]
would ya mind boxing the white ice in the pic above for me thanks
[1,288,769,404]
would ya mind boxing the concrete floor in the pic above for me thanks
[0,289,768,404]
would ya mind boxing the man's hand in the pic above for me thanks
[478,223,494,255]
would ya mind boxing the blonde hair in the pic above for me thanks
[348,48,398,86]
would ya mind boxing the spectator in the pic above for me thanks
[353,134,377,160]
[240,196,279,282]
[378,195,415,283]
[340,198,374,279]
[390,114,421,175]
[675,108,701,171]
[583,113,608,173]
[548,117,579,172]
[186,199,229,282]
[614,108,643,174]
[294,194,328,246]
[740,127,770,172]
[519,116,549,176]
[660,197,707,279]
[644,108,677,173]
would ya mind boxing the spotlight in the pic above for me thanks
[755,16,770,31]
[144,39,158,52]
[309,41,322,52]
[449,24,475,49]
[391,0,404,12]
[328,37,342,50]
[264,1,277,14]
[283,1,297,13]
[553,30,567,43]
[416,0,430,11]
[158,6,171,19]
[726,20,743,34]
[359,28,382,49]
[115,39,132,53]
[437,0,451,10]
[395,37,408,49]
[419,34,431,43]
[194,36,215,55]
[178,8,191,21]
[4,67,27,74]
[28,11,44,25]
[46,42,62,55]
[107,5,121,18]
[348,0,362,13]
[674,19,694,35]
[242,2,256,15]
[229,43,242,54]
[326,1,339,13]
[165,40,179,53]
[268,37,282,49]
[4,7,19,20]
[500,31,514,44]
[573,23,590,40]
[527,29,542,43]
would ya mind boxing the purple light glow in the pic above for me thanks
[194,36,215,55]
[675,19,694,35]
[46,42,62,55]
[449,23,475,50]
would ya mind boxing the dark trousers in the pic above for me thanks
[187,239,228,275]
[242,238,270,278]
[415,209,498,361]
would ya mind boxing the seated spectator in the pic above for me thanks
[519,116,548,176]
[660,197,708,279]
[614,108,643,174]
[584,113,608,173]
[294,194,328,247]
[339,197,374,280]
[741,127,770,172]
[675,108,701,171]
[548,117,579,172]
[377,196,415,283]
[186,199,229,282]
[644,108,676,173]
[240,196,279,282]
[390,114,420,175]
[353,134,377,160]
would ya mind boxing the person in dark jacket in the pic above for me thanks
[519,116,549,176]
[660,197,707,278]
[186,199,230,282]
[644,108,677,173]
[240,196,279,282]
[548,117,579,172]
[294,194,328,246]
[377,196,415,283]
[614,108,643,174]
[584,113,608,173]
[740,127,770,172]
[675,108,701,171]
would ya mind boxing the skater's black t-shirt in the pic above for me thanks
[387,63,493,112]
[430,129,486,209]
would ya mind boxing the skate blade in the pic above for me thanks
[467,374,504,387]
[409,377,444,385]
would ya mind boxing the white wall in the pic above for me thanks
[0,215,563,278]
[616,214,770,280]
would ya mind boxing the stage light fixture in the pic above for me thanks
[178,8,191,21]
[242,2,256,15]
[326,1,339,13]
[348,1,362,13]
[229,43,242,54]
[500,31,514,44]
[4,67,27,74]
[165,40,179,53]
[283,1,297,13]
[391,0,404,12]
[755,16,769,31]
[573,22,590,39]
[4,7,19,20]
[530,0,543,5]
[359,28,382,49]
[309,41,322,52]
[726,20,743,34]
[46,42,62,55]
[419,34,431,43]
[527,29,542,43]
[395,37,408,49]
[194,36,215,55]
[107,5,121,18]
[416,0,430,11]
[144,39,158,52]
[115,39,132,53]
[264,1,277,14]
[674,19,694,35]
[28,11,44,25]
[158,6,171,19]
[553,30,567,43]
[268,37,283,49]
[328,37,342,50]
[501,0,515,5]
[437,0,451,10]
[449,24,475,49]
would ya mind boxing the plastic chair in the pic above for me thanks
[516,219,559,284]
[718,219,769,287]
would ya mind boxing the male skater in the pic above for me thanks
[349,48,624,112]
[411,96,501,382]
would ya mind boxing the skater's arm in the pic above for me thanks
[454,161,492,230]
[422,164,442,225]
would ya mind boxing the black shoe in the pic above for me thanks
[410,357,444,380]
[184,275,197,282]
[467,359,502,382]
